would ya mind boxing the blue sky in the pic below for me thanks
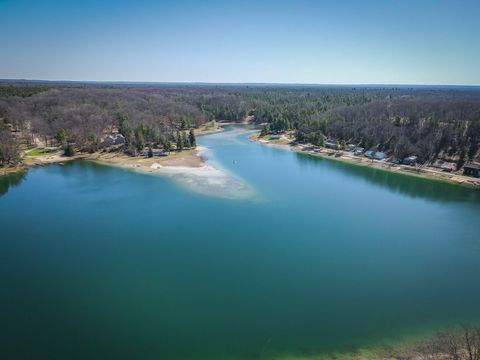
[1,0,479,84]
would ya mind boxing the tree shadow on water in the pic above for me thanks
[296,152,480,204]
[0,170,27,198]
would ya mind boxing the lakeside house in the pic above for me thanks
[269,134,281,140]
[113,134,125,145]
[345,144,356,152]
[403,156,418,166]
[354,147,364,155]
[432,159,456,172]
[324,141,337,149]
[102,135,116,147]
[374,151,386,160]
[144,148,169,157]
[101,134,126,148]
[364,150,374,158]
[463,163,480,177]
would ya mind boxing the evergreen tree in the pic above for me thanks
[134,131,145,151]
[176,131,184,151]
[318,132,324,147]
[55,128,67,146]
[180,116,191,130]
[64,144,75,157]
[161,135,171,152]
[181,132,189,148]
[189,129,196,148]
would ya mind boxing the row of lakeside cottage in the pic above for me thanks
[316,140,480,177]
[324,141,408,163]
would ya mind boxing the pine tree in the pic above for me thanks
[176,131,184,151]
[55,128,67,146]
[181,132,189,148]
[189,129,196,148]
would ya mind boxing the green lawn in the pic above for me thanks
[26,148,52,156]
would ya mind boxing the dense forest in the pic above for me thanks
[1,83,479,169]
[252,88,480,165]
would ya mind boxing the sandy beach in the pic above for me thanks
[1,146,205,179]
[1,124,254,199]
[88,147,205,169]
[90,145,254,199]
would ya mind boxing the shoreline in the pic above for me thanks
[1,125,255,199]
[1,120,246,178]
[251,133,480,189]
[1,146,206,177]
[4,124,480,190]
[0,121,229,177]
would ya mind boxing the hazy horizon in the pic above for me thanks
[2,79,480,88]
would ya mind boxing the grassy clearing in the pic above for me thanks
[25,148,52,156]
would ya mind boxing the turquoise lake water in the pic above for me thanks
[1,127,480,359]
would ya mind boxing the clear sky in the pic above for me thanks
[1,0,479,85]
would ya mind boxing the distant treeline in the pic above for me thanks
[0,85,50,98]
[1,83,479,167]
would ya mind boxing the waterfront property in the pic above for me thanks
[365,150,374,158]
[403,156,418,165]
[354,147,365,155]
[432,160,457,172]
[101,134,126,148]
[464,163,480,177]
[324,141,337,149]
[143,148,169,157]
[374,151,386,160]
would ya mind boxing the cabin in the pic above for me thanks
[364,150,374,158]
[113,134,125,145]
[403,156,418,166]
[432,160,456,172]
[354,147,364,156]
[374,151,386,160]
[143,148,169,157]
[101,134,125,148]
[101,135,116,148]
[269,134,281,140]
[345,144,356,152]
[463,163,480,177]
[324,141,337,149]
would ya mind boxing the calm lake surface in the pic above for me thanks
[1,127,480,360]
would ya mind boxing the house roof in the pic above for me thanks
[464,163,480,170]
